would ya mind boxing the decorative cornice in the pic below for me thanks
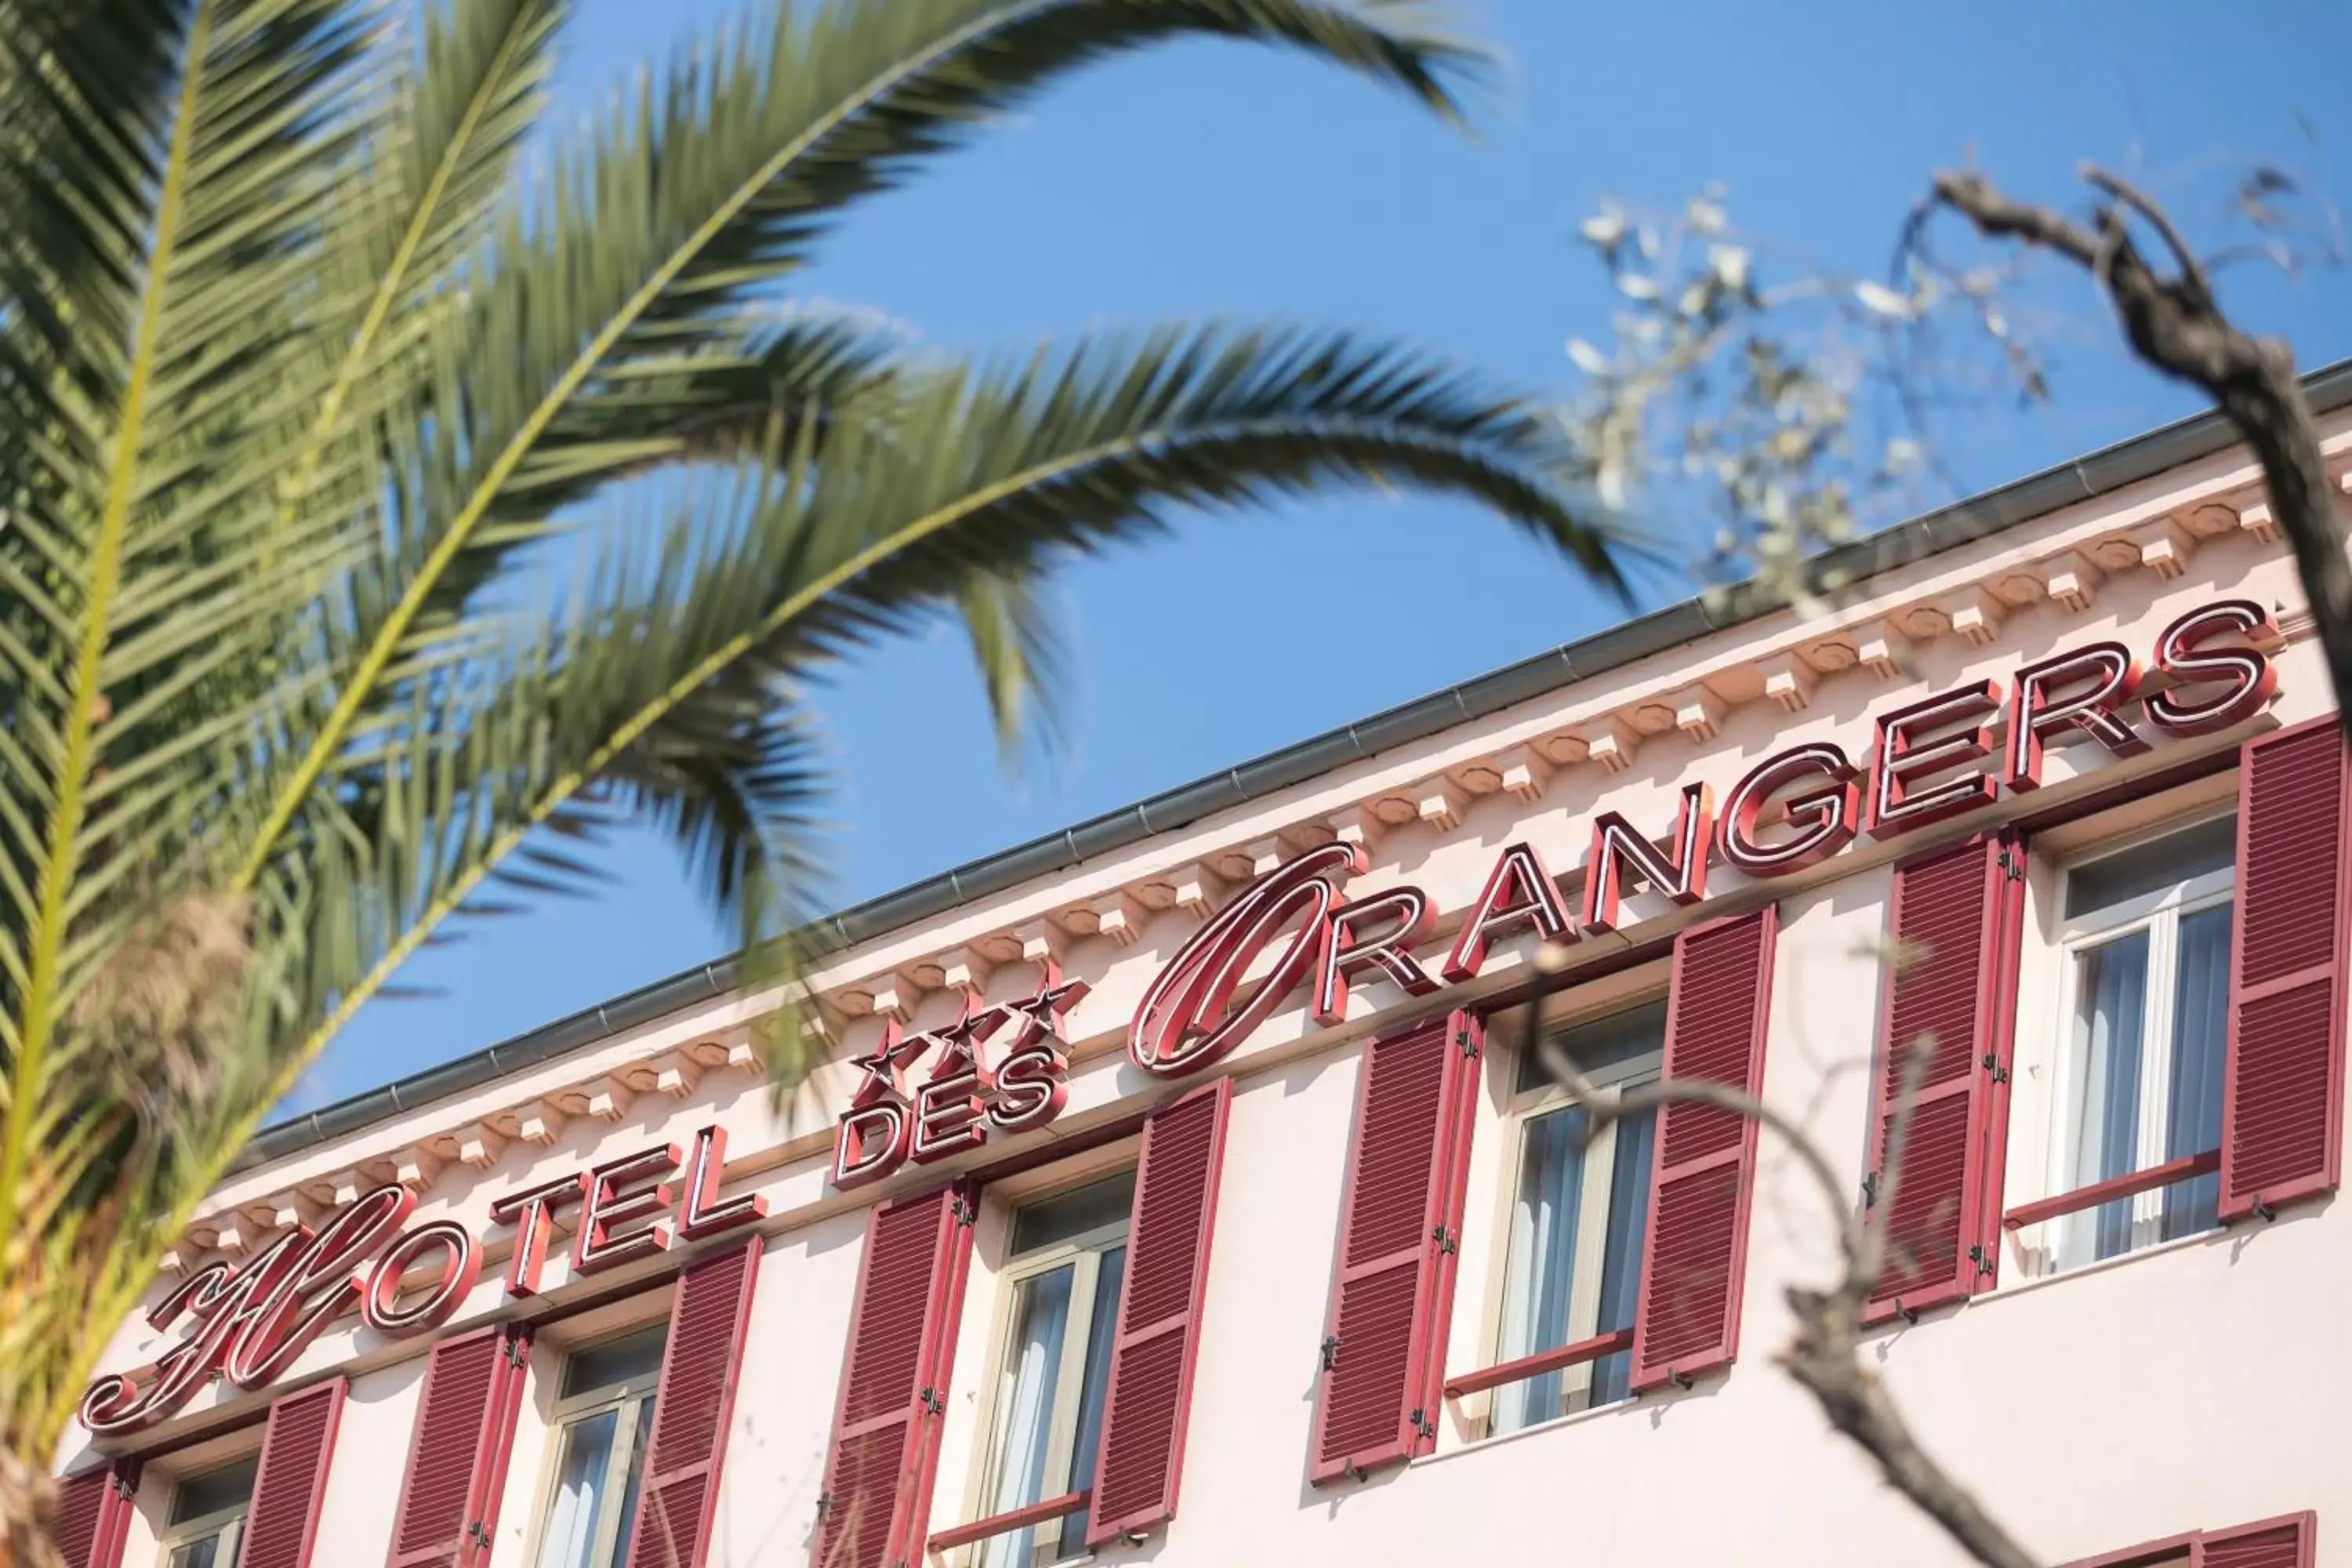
[778,477,2315,1057]
[224,380,2352,1214]
[177,1031,763,1270]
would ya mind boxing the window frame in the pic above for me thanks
[957,1187,1133,1568]
[1468,1002,1662,1436]
[520,1330,666,1568]
[2031,809,2238,1273]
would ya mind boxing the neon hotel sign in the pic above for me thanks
[831,597,2281,1184]
[82,600,2278,1434]
[79,1125,766,1434]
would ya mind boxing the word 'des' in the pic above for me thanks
[829,971,1089,1189]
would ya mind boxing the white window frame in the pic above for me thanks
[962,1200,1131,1566]
[1481,1014,1661,1430]
[156,1497,246,1568]
[522,1341,665,1568]
[2036,813,2237,1270]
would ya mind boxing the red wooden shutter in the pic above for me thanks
[1308,1009,1482,1483]
[49,1459,137,1568]
[240,1379,347,1568]
[2222,717,2350,1221]
[626,1236,763,1568]
[1630,906,1777,1392]
[1862,832,2025,1321]
[386,1323,532,1567]
[1087,1077,1234,1548]
[811,1184,976,1568]
[2198,1513,2316,1568]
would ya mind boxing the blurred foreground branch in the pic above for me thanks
[1521,944,2039,1568]
[1918,164,2352,742]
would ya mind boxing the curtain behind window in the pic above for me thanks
[979,1267,1075,1568]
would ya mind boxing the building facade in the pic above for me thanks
[51,376,2352,1568]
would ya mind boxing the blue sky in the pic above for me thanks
[296,0,2352,1111]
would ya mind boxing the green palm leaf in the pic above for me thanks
[234,0,1494,887]
[0,0,1648,1519]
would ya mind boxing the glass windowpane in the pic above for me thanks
[2046,817,2238,1277]
[2062,931,2150,1268]
[1493,1103,1586,1434]
[978,1264,1075,1568]
[535,1408,620,1568]
[1058,1247,1125,1556]
[1586,1104,1657,1406]
[1514,1001,1668,1094]
[1494,1003,1664,1432]
[612,1394,655,1563]
[977,1181,1132,1567]
[169,1459,256,1526]
[561,1323,666,1398]
[2063,816,2236,917]
[2162,903,2232,1237]
[1010,1174,1135,1255]
[165,1535,228,1568]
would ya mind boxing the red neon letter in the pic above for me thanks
[488,1172,588,1297]
[1865,680,2004,838]
[80,1231,314,1434]
[1582,782,1715,933]
[573,1144,679,1274]
[910,1071,989,1163]
[986,1045,1069,1134]
[1442,843,1574,982]
[223,1184,416,1388]
[2005,641,2147,790]
[833,1102,911,1189]
[1313,886,1438,1023]
[1129,843,1359,1077]
[985,970,1086,1134]
[361,1221,480,1335]
[830,1019,927,1191]
[2147,598,2281,736]
[1718,743,1860,877]
[678,1125,768,1242]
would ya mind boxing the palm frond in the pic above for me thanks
[231,0,1494,890]
[249,321,1626,1109]
[956,565,1073,770]
[0,0,1662,1493]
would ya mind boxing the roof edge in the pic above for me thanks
[237,358,2352,1172]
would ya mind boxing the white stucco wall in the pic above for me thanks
[61,415,2352,1568]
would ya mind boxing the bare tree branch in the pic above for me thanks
[1928,165,2352,748]
[1518,945,2041,1568]
[1927,173,2102,270]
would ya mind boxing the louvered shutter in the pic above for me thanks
[1308,1009,1482,1483]
[1086,1077,1233,1548]
[625,1236,763,1568]
[1630,906,1777,1392]
[49,1460,136,1568]
[2198,1513,2316,1568]
[2223,718,2350,1221]
[240,1379,347,1568]
[386,1324,531,1567]
[1862,832,2024,1321]
[811,1185,976,1568]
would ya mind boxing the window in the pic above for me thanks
[530,1323,667,1568]
[158,1457,256,1568]
[1489,1003,1661,1435]
[2038,815,2237,1274]
[969,1172,1133,1566]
